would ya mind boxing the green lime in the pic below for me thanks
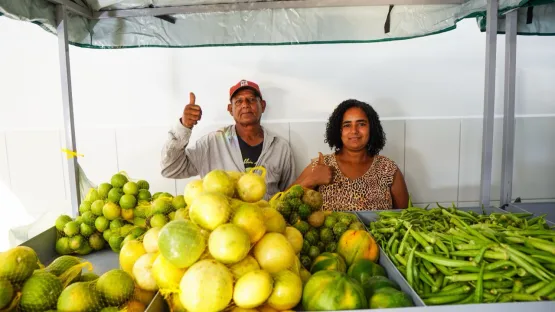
[80,223,95,237]
[110,219,125,231]
[149,214,168,228]
[103,202,121,220]
[111,174,128,188]
[107,188,124,203]
[79,201,92,214]
[98,183,113,200]
[69,235,85,250]
[123,182,139,196]
[119,194,137,209]
[91,199,105,216]
[137,189,151,201]
[137,180,149,190]
[81,211,96,226]
[89,233,106,251]
[55,215,73,232]
[55,237,72,255]
[95,216,110,232]
[63,221,80,237]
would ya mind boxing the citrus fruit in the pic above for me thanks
[233,270,273,308]
[149,214,168,228]
[79,223,95,237]
[123,182,139,195]
[152,253,187,290]
[91,199,105,216]
[121,208,134,221]
[189,192,231,231]
[97,269,135,306]
[55,237,72,255]
[108,187,124,203]
[138,189,151,201]
[137,180,150,190]
[133,253,158,291]
[208,224,250,264]
[55,215,73,232]
[120,240,147,276]
[111,173,129,188]
[183,179,203,206]
[143,227,161,254]
[95,216,109,232]
[103,202,121,220]
[98,183,113,199]
[158,220,206,268]
[89,233,105,250]
[63,221,80,237]
[120,194,137,209]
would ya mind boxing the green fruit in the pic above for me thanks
[119,194,137,209]
[137,180,150,190]
[137,189,151,201]
[362,276,400,299]
[69,235,85,250]
[324,215,337,228]
[301,255,312,269]
[120,224,134,237]
[91,199,105,216]
[301,240,310,255]
[80,223,95,237]
[80,272,99,282]
[103,229,113,242]
[302,189,323,211]
[123,181,139,196]
[0,279,13,309]
[85,188,100,203]
[293,220,310,235]
[81,211,96,226]
[304,231,318,245]
[286,185,304,199]
[349,222,366,230]
[150,214,168,228]
[96,269,135,306]
[45,255,82,283]
[74,216,83,224]
[333,222,348,237]
[369,288,413,308]
[95,216,110,232]
[308,246,320,259]
[0,246,39,283]
[316,241,326,253]
[339,215,352,226]
[158,220,206,268]
[64,221,80,237]
[310,252,347,274]
[109,236,124,253]
[103,202,121,220]
[299,204,312,220]
[111,173,129,188]
[97,183,113,200]
[107,187,124,203]
[289,212,300,225]
[110,218,125,231]
[133,217,147,228]
[89,233,106,251]
[326,242,338,253]
[302,270,368,310]
[289,198,303,210]
[20,272,63,311]
[55,237,72,255]
[152,197,172,215]
[131,227,146,237]
[320,227,334,243]
[172,195,186,209]
[276,200,291,218]
[57,281,103,312]
[347,259,387,286]
[79,201,92,214]
[101,307,120,312]
[55,215,73,232]
[123,234,135,245]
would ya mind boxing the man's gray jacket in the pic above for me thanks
[161,121,296,200]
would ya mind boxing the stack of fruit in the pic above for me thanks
[270,186,366,270]
[0,246,155,311]
[118,167,309,311]
[54,172,188,255]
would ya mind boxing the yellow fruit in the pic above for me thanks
[266,270,302,310]
[151,254,186,290]
[203,170,235,197]
[262,207,286,233]
[184,179,203,206]
[232,203,266,244]
[228,255,260,280]
[122,208,134,221]
[143,227,161,254]
[284,227,303,254]
[233,270,273,308]
[179,260,233,312]
[132,286,156,306]
[253,233,296,274]
[132,254,158,291]
[189,192,231,231]
[208,224,250,264]
[124,300,146,312]
[119,240,147,276]
[236,167,266,203]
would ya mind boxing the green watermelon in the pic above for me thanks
[369,287,414,308]
[347,258,387,286]
[302,270,368,311]
[362,275,400,299]
[310,252,347,274]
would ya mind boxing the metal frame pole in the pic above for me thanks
[56,4,80,217]
[500,10,518,207]
[479,0,499,208]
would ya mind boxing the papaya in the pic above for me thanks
[302,270,367,310]
[347,258,386,285]
[310,252,346,274]
[337,229,379,266]
[369,287,414,308]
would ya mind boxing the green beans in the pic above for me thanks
[423,294,469,305]
[474,262,485,303]
[407,246,416,287]
[415,251,477,268]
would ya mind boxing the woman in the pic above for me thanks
[293,99,409,211]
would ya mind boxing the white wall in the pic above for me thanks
[1,16,554,243]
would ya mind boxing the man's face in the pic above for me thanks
[228,89,266,126]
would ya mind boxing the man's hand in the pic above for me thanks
[182,92,202,129]
[309,152,333,186]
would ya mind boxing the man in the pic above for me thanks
[160,80,296,200]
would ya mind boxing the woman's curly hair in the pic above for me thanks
[324,99,386,156]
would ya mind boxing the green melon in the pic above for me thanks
[20,271,63,311]
[302,270,367,311]
[310,252,347,274]
[347,258,387,286]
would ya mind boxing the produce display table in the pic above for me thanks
[509,202,555,223]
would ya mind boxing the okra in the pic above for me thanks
[398,224,412,255]
[407,247,416,287]
[533,279,555,297]
[512,280,524,293]
[421,285,471,298]
[474,262,486,303]
[445,271,512,282]
[483,280,513,289]
[525,281,548,294]
[485,260,516,271]
[395,254,408,267]
[499,293,542,302]
[415,251,477,268]
[422,259,437,275]
[423,294,469,305]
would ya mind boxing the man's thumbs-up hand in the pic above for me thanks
[182,92,203,129]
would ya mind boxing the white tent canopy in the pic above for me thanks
[2,0,548,49]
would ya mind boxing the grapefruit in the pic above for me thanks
[233,270,273,308]
[179,259,233,312]
[203,170,234,197]
[253,233,296,274]
[236,167,267,203]
[284,227,303,254]
[267,270,303,310]
[208,224,250,264]
[262,207,286,233]
[183,179,203,206]
[189,192,231,231]
[231,203,266,244]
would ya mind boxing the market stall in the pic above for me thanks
[0,0,554,311]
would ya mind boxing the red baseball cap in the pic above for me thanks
[229,80,262,101]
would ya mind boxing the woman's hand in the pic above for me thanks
[308,152,333,186]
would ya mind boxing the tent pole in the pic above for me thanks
[479,0,499,208]
[500,10,518,207]
[56,4,80,217]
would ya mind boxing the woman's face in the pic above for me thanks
[340,107,370,152]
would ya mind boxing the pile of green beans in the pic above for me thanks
[369,206,555,305]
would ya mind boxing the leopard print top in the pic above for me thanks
[311,154,399,211]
